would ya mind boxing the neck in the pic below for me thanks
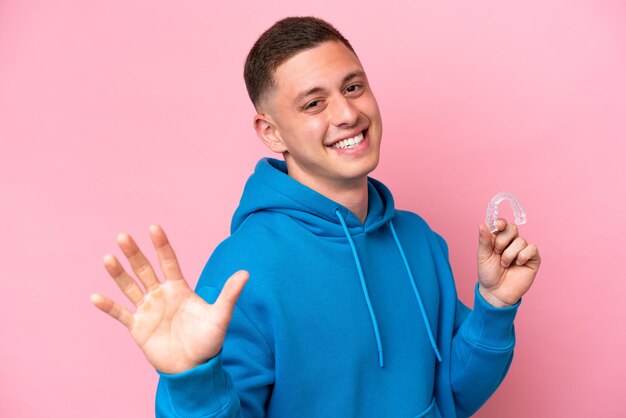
[322,179,369,223]
[285,167,369,223]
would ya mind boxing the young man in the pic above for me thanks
[92,17,541,417]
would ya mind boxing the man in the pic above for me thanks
[91,17,540,417]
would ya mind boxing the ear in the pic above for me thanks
[253,113,288,154]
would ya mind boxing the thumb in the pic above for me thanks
[214,270,249,315]
[477,223,495,262]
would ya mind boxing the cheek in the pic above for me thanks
[369,98,382,121]
[279,118,327,151]
[297,117,328,141]
[358,94,382,122]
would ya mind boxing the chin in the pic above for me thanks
[346,157,380,180]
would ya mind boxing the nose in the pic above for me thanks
[330,94,359,128]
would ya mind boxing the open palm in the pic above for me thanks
[91,225,248,374]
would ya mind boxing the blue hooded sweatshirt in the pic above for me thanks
[156,158,520,418]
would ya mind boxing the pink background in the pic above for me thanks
[1,0,625,416]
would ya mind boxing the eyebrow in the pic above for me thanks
[294,70,367,104]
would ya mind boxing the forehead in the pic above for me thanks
[273,41,364,95]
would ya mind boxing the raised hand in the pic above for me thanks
[477,219,541,308]
[91,225,249,374]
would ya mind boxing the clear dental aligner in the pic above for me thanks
[486,192,527,233]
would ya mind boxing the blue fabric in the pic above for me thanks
[156,158,520,417]
[388,220,443,363]
[334,208,385,368]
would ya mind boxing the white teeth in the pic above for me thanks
[332,132,364,149]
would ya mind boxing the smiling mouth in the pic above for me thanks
[329,130,366,149]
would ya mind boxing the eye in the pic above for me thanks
[345,84,362,94]
[304,99,321,110]
[302,99,323,110]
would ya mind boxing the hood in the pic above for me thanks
[231,158,395,236]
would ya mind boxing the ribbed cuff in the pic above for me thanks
[464,283,521,350]
[157,354,232,416]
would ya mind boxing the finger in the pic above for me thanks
[214,270,250,316]
[515,244,541,267]
[493,222,520,255]
[103,254,145,306]
[91,293,134,329]
[477,223,495,261]
[117,233,160,291]
[495,218,507,233]
[149,225,184,281]
[500,237,527,268]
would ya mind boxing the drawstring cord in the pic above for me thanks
[389,220,442,362]
[335,209,385,368]
[334,208,443,367]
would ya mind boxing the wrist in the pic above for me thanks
[153,349,221,375]
[478,284,517,308]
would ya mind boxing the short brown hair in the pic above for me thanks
[244,16,356,108]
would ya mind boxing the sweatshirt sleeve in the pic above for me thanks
[155,284,274,418]
[449,284,520,417]
[156,354,241,417]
